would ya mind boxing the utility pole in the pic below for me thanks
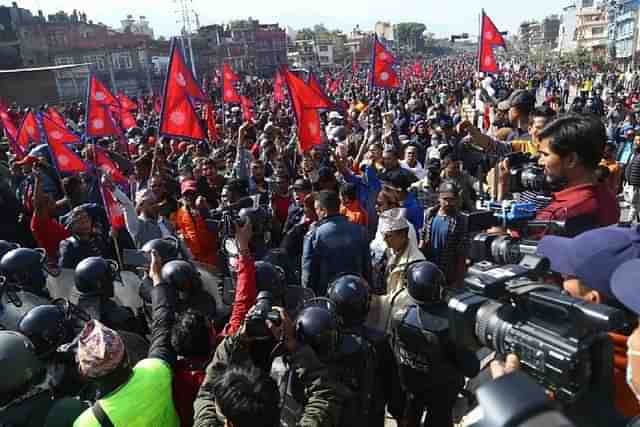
[176,0,197,77]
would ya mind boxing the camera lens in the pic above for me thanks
[475,301,515,354]
[490,236,523,265]
[521,166,548,193]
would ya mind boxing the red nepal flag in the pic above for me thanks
[205,103,219,142]
[159,38,206,140]
[478,10,507,73]
[0,104,18,143]
[371,37,400,88]
[43,124,87,174]
[100,182,126,231]
[282,67,332,117]
[16,111,41,154]
[41,113,80,145]
[164,40,207,101]
[298,108,322,152]
[223,64,241,104]
[241,96,254,123]
[117,93,138,111]
[120,110,137,129]
[413,61,423,78]
[93,145,128,184]
[273,71,286,104]
[47,107,66,127]
[86,75,121,138]
[308,73,333,107]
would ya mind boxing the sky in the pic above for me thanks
[3,0,569,39]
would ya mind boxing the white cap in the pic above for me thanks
[379,208,410,233]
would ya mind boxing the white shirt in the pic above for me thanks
[400,160,426,180]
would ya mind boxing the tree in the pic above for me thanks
[313,24,329,35]
[394,22,427,52]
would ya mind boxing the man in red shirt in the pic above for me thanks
[535,114,619,235]
[30,172,70,265]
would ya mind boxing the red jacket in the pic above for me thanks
[221,254,256,337]
[172,356,210,427]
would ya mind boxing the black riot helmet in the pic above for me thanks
[295,299,339,361]
[161,260,201,298]
[405,261,446,306]
[0,248,48,294]
[74,257,118,298]
[238,207,269,236]
[0,240,20,259]
[141,237,181,263]
[0,331,45,404]
[327,274,370,328]
[17,304,71,357]
[255,261,285,304]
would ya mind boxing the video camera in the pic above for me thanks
[449,255,627,402]
[504,152,551,194]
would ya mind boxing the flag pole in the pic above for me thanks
[477,9,484,75]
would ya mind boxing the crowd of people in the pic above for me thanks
[1,50,640,427]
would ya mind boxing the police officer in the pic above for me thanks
[160,260,217,321]
[327,274,395,427]
[73,256,139,334]
[389,261,478,427]
[0,247,51,330]
[0,331,55,426]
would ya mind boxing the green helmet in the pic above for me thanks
[0,331,45,397]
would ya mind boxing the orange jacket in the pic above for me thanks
[610,332,640,418]
[341,200,368,226]
[176,207,217,266]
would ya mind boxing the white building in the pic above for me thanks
[558,3,578,53]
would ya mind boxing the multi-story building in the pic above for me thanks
[576,4,609,55]
[558,3,578,54]
[609,0,640,64]
[197,19,286,78]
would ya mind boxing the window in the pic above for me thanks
[55,56,74,66]
[83,55,105,70]
[592,27,604,36]
[319,45,329,52]
[112,53,133,69]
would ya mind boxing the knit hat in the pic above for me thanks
[77,320,125,378]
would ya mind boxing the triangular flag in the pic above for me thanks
[99,181,126,231]
[42,115,87,174]
[117,93,138,111]
[85,75,121,138]
[41,113,81,145]
[92,145,128,184]
[223,64,241,104]
[240,96,254,122]
[370,36,400,89]
[47,107,66,127]
[478,10,507,73]
[16,111,41,154]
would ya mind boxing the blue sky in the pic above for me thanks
[5,0,570,39]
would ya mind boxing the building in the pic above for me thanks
[542,15,562,49]
[576,4,609,55]
[558,3,578,54]
[120,15,154,38]
[197,18,286,78]
[374,21,394,41]
[611,0,639,63]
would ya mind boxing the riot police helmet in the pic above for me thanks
[327,274,370,328]
[17,305,70,356]
[161,260,201,296]
[255,261,285,303]
[405,261,446,306]
[238,207,269,236]
[74,257,117,298]
[0,331,45,403]
[0,248,47,293]
[141,237,180,263]
[0,240,19,259]
[295,299,339,360]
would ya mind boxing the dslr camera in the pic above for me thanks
[449,255,627,402]
[245,291,282,338]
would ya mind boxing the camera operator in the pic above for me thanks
[193,302,344,427]
[537,225,640,417]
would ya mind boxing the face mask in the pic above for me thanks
[627,336,640,401]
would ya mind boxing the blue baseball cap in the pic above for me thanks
[537,225,640,298]
[612,259,640,314]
